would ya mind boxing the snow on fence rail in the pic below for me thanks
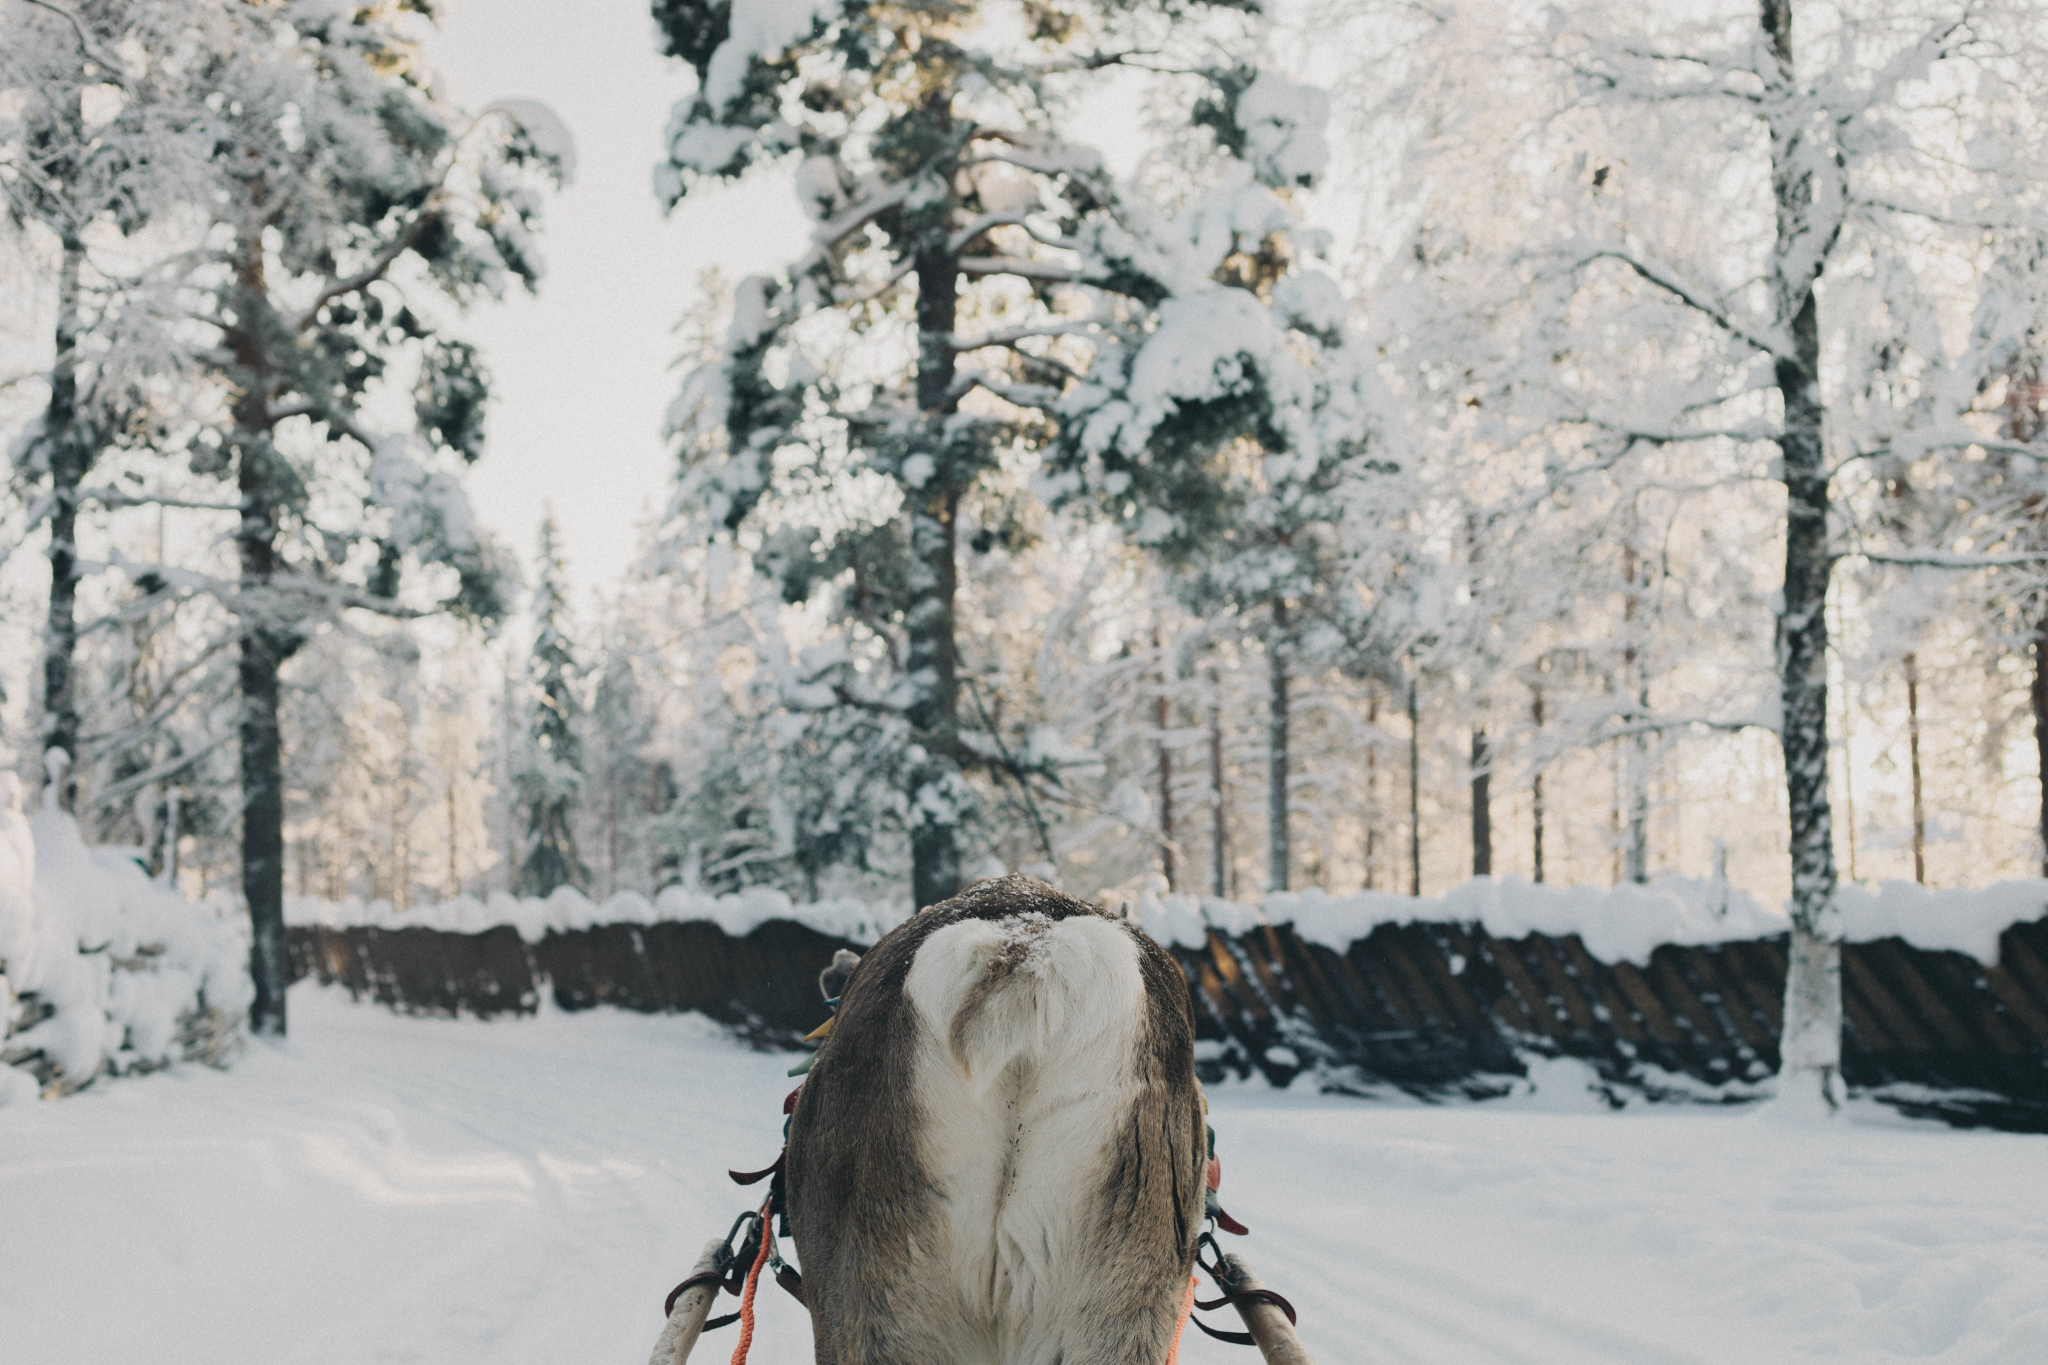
[0,776,250,1102]
[285,884,908,947]
[287,873,2048,1131]
[288,872,2048,968]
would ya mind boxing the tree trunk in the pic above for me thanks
[447,774,460,900]
[1906,652,1926,884]
[230,212,297,1037]
[907,227,965,910]
[608,773,621,898]
[235,403,292,1034]
[39,235,88,813]
[1364,684,1380,891]
[1622,544,1648,883]
[1531,685,1546,884]
[1470,726,1491,877]
[1408,675,1422,897]
[1836,622,1859,883]
[1156,656,1176,891]
[1209,669,1228,899]
[2035,616,2048,877]
[1267,602,1289,894]
[1765,0,1845,1113]
[1626,731,1649,882]
[239,618,289,1036]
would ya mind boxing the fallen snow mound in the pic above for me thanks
[0,774,250,1101]
[289,873,2048,968]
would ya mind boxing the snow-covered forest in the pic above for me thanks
[10,3,2048,1361]
[9,0,2048,1076]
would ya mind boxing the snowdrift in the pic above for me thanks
[0,775,250,1101]
[287,872,2048,968]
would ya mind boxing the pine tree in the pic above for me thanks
[1,0,210,811]
[653,0,1380,907]
[515,517,588,898]
[587,616,656,896]
[181,1,566,1032]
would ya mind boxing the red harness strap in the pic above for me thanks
[1164,1274,1198,1365]
[727,1198,775,1365]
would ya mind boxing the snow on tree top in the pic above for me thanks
[701,0,837,115]
[489,99,578,187]
[1234,71,1332,190]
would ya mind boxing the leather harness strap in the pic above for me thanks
[1190,1287,1299,1345]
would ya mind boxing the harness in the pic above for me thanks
[1186,1118,1299,1348]
[660,1007,1300,1363]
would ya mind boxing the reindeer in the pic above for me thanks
[785,874,1206,1365]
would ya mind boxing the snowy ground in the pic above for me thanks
[4,988,2046,1365]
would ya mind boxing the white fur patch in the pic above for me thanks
[902,912,1148,1364]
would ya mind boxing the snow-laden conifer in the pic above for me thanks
[1,0,218,812]
[652,0,1404,906]
[515,517,588,898]
[145,0,570,1032]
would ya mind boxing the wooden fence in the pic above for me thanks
[287,912,2048,1132]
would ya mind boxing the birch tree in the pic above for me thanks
[1351,0,2048,1108]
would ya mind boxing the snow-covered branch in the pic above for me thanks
[948,321,1099,351]
[829,261,916,306]
[1586,419,1781,449]
[17,0,124,78]
[89,733,232,806]
[1852,549,2048,570]
[953,374,1062,409]
[1844,16,1970,125]
[291,209,441,333]
[804,182,912,257]
[959,256,1081,283]
[1572,246,1793,364]
[79,485,241,514]
[947,213,1076,255]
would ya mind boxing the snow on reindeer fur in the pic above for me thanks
[0,774,249,1101]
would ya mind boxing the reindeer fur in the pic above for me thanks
[786,875,1205,1365]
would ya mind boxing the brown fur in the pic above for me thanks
[786,875,1205,1364]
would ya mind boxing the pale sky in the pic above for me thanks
[419,2,1323,609]
[422,0,807,605]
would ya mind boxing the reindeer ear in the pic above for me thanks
[820,948,862,1002]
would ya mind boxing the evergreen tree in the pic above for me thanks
[1,0,211,811]
[653,0,1376,907]
[515,517,588,897]
[181,0,566,1032]
[586,614,658,896]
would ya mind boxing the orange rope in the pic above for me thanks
[1164,1273,1198,1365]
[729,1200,774,1365]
